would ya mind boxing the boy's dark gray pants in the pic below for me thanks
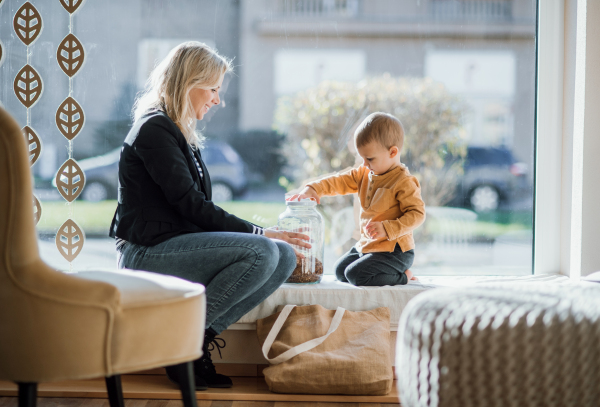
[335,245,414,286]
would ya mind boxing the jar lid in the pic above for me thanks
[286,198,317,207]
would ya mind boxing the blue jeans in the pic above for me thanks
[118,232,296,334]
[334,245,414,286]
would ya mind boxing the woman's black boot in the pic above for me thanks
[164,364,208,391]
[194,329,233,388]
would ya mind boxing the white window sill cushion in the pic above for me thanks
[231,274,574,331]
[582,271,600,284]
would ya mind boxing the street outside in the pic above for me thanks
[37,185,533,277]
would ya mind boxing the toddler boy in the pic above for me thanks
[288,112,426,286]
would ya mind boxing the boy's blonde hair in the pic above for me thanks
[132,41,233,148]
[354,112,404,150]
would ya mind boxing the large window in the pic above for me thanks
[0,0,537,275]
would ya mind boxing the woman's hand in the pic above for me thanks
[286,186,320,204]
[264,229,312,250]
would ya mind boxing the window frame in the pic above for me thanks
[534,0,600,279]
[534,0,564,275]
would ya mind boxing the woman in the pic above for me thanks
[109,42,309,390]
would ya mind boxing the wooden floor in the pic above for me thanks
[0,399,400,407]
[0,375,400,405]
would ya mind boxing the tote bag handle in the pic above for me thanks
[262,305,346,365]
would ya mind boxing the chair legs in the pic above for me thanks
[169,362,198,407]
[14,365,197,407]
[106,363,197,407]
[105,375,124,407]
[17,382,37,407]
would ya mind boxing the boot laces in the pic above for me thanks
[206,336,226,360]
[197,336,226,375]
[204,337,227,362]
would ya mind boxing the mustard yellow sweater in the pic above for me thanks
[308,165,426,253]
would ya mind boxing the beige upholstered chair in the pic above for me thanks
[396,284,600,407]
[0,107,206,407]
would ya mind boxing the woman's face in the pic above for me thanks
[189,75,224,120]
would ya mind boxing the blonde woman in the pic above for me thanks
[109,42,309,390]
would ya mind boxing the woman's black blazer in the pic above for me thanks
[109,110,256,246]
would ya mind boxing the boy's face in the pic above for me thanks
[356,141,399,175]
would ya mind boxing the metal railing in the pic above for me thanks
[270,0,360,18]
[267,0,515,23]
[431,0,513,21]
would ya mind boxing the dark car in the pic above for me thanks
[452,146,531,213]
[200,140,249,201]
[55,140,248,202]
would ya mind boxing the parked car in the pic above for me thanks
[53,140,248,202]
[451,146,531,213]
[201,140,249,201]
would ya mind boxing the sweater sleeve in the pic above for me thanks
[307,166,364,197]
[134,119,257,234]
[381,175,426,241]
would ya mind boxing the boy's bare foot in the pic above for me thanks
[405,269,418,281]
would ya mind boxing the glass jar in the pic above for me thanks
[278,199,324,284]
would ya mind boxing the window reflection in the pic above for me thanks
[0,0,536,275]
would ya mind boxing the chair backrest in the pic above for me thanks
[0,107,40,282]
[0,107,122,383]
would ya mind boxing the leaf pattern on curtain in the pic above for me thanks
[33,195,42,226]
[13,2,43,46]
[13,65,43,108]
[55,96,85,140]
[59,0,86,15]
[55,158,86,202]
[55,219,85,262]
[57,34,85,77]
[23,126,42,166]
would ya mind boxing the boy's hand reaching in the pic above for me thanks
[365,221,387,240]
[286,186,320,204]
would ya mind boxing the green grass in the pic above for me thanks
[37,200,530,241]
[423,209,532,241]
[219,202,287,227]
[471,221,528,238]
[476,210,533,227]
[37,201,118,234]
[36,200,286,234]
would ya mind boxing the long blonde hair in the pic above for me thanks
[133,41,233,148]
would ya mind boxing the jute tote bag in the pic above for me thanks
[256,304,393,395]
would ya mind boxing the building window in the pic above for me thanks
[431,0,513,22]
